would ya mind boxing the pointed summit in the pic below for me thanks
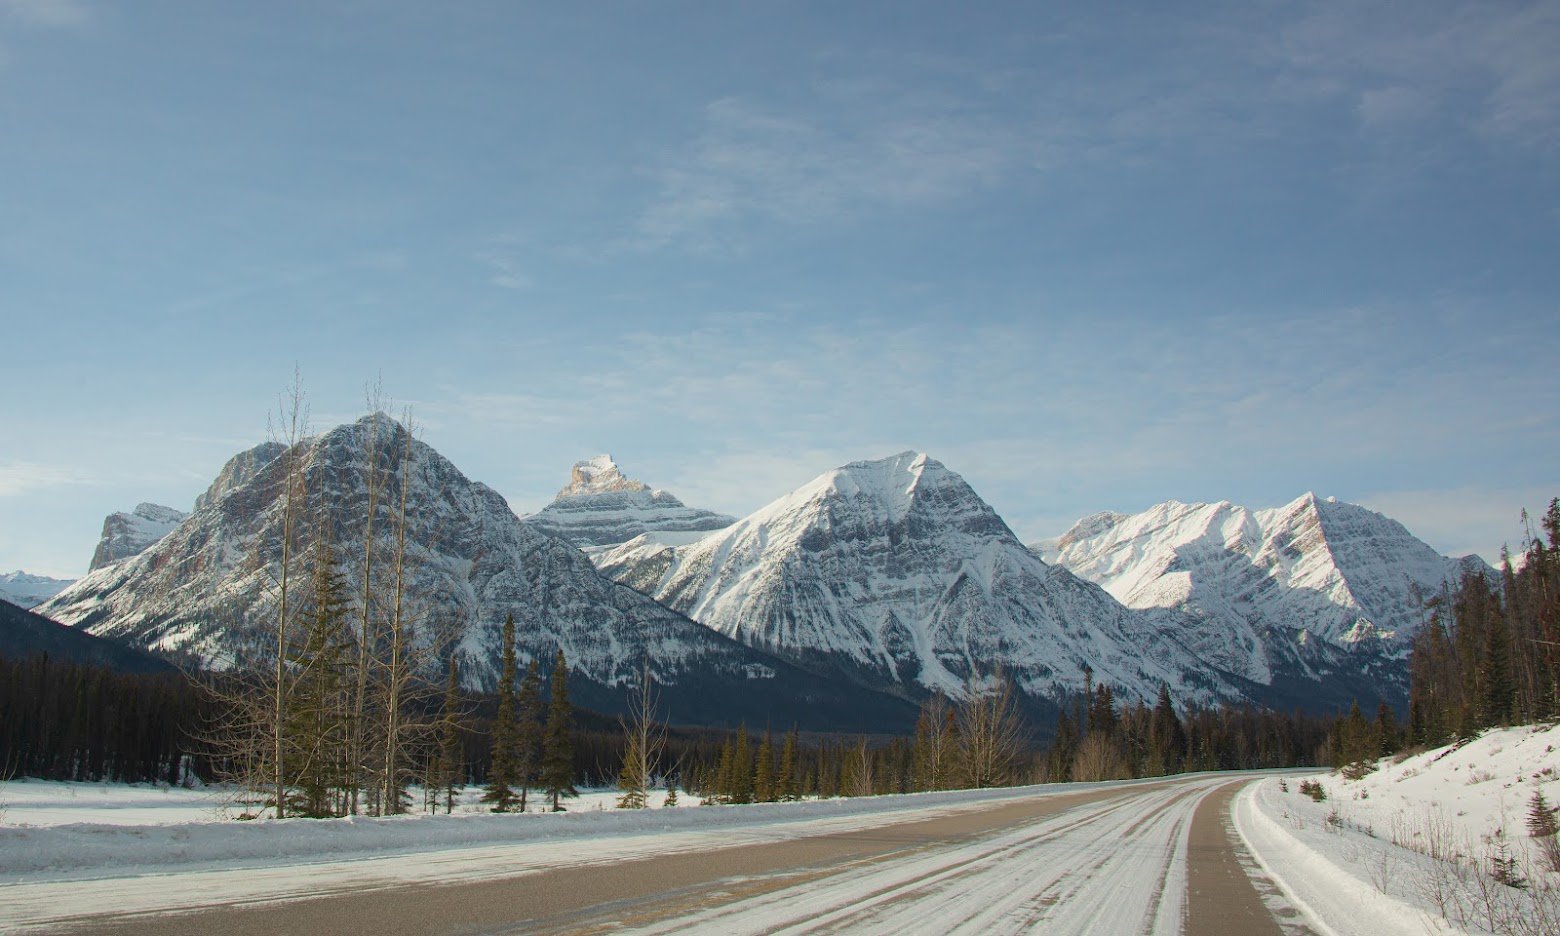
[524,456,735,549]
[557,455,648,498]
[594,451,1246,711]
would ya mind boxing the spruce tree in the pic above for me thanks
[540,649,577,811]
[435,656,463,815]
[754,730,775,803]
[482,615,518,812]
[515,658,543,812]
[730,725,753,804]
[778,727,800,801]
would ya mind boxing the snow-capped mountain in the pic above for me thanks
[523,455,735,549]
[1034,494,1489,654]
[0,571,76,609]
[88,503,189,572]
[593,452,1252,711]
[38,417,913,732]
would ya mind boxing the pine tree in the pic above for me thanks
[754,731,775,803]
[541,649,577,811]
[1373,702,1399,759]
[287,538,353,818]
[482,615,519,812]
[1528,790,1560,872]
[712,737,734,805]
[777,727,800,801]
[515,658,543,812]
[730,724,753,804]
[433,656,463,815]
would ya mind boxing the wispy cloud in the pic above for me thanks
[476,238,534,290]
[0,0,87,27]
[0,461,94,496]
[1273,1,1560,150]
[637,95,1023,251]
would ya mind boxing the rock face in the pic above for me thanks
[1033,494,1492,701]
[38,417,914,732]
[0,571,77,609]
[593,452,1252,712]
[523,455,735,549]
[88,503,189,572]
[193,441,286,512]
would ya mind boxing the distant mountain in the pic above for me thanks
[38,417,914,733]
[0,598,176,674]
[89,503,189,572]
[593,452,1253,713]
[1032,495,1491,703]
[0,571,76,609]
[1034,494,1488,648]
[522,455,735,549]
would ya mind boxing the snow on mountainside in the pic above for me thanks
[1035,494,1490,651]
[87,503,189,572]
[37,417,913,732]
[523,454,735,548]
[0,571,76,608]
[594,452,1250,710]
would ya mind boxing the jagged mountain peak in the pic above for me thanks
[88,502,189,572]
[557,454,650,498]
[524,455,735,549]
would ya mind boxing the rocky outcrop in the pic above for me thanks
[88,503,188,572]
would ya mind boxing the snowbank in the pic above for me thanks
[1237,724,1560,935]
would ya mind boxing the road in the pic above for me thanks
[13,774,1314,935]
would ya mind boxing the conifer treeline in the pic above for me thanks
[0,653,213,784]
[1408,498,1560,743]
[674,681,1332,803]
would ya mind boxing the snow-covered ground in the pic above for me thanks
[0,778,1169,931]
[4,728,1557,934]
[0,780,694,829]
[1236,722,1560,936]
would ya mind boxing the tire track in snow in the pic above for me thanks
[605,778,1229,936]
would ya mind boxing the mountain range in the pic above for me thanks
[25,416,1487,729]
[35,417,914,732]
[0,571,77,609]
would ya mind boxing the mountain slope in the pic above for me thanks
[88,503,188,572]
[594,452,1250,711]
[522,455,735,548]
[0,598,176,674]
[37,417,913,732]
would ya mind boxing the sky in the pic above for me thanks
[1,0,1557,578]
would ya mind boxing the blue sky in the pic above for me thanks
[2,0,1557,577]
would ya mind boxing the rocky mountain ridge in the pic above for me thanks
[1033,494,1489,652]
[0,571,77,609]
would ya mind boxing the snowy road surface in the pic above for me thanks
[4,773,1312,935]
